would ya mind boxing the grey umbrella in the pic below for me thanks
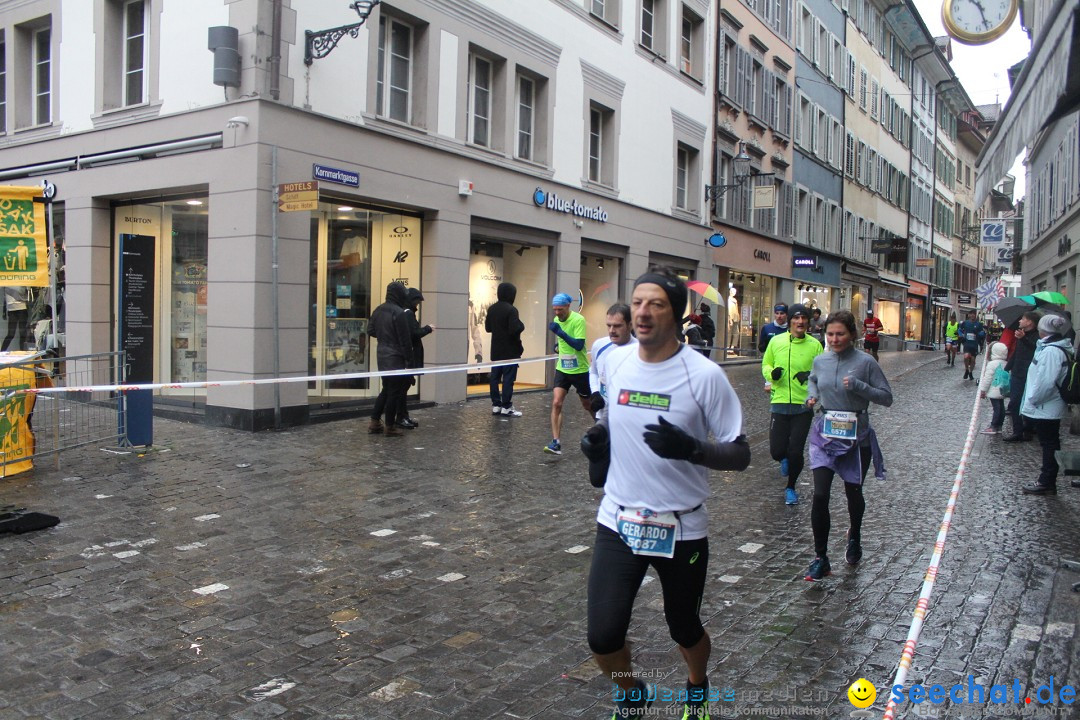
[994,296,1035,328]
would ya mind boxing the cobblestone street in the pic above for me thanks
[2,351,1078,719]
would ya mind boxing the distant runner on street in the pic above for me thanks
[588,303,636,421]
[544,293,591,455]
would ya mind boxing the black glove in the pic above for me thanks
[770,367,783,381]
[548,321,562,335]
[642,416,699,461]
[589,391,605,413]
[474,353,482,363]
[580,424,610,488]
[794,370,810,384]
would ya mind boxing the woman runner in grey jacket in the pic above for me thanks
[803,310,893,581]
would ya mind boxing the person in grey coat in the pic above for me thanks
[1019,313,1072,495]
[803,309,893,581]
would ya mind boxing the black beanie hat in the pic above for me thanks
[633,272,688,323]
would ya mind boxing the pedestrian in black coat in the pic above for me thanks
[1004,311,1040,441]
[485,282,525,415]
[698,304,715,358]
[368,281,414,435]
[394,287,432,428]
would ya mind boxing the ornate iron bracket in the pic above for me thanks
[304,1,381,66]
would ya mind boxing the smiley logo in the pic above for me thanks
[847,678,876,708]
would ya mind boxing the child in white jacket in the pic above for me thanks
[978,341,1010,434]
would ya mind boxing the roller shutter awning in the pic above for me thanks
[975,0,1080,207]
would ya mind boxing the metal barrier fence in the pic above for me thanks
[2,352,126,474]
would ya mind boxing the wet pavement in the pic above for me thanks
[1,350,1078,719]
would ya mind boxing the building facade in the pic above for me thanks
[0,0,719,429]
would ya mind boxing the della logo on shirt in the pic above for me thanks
[618,390,672,411]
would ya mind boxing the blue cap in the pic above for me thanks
[774,303,788,313]
[552,292,573,306]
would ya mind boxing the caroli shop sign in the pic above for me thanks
[533,187,609,223]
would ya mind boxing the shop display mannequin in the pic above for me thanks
[727,286,740,352]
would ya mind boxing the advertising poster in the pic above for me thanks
[0,185,49,287]
[119,233,156,446]
[0,362,38,476]
[468,255,503,366]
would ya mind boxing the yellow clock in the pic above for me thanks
[942,0,1018,45]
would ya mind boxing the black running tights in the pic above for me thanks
[810,445,871,557]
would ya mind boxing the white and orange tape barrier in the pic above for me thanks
[881,362,985,720]
[5,355,560,396]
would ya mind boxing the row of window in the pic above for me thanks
[0,1,148,134]
[718,35,793,138]
[934,197,956,237]
[1028,119,1080,237]
[795,95,842,172]
[742,0,795,42]
[845,136,910,211]
[588,0,706,81]
[848,0,912,85]
[0,23,52,132]
[935,146,957,190]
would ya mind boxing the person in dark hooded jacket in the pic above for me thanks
[394,287,433,428]
[485,282,525,416]
[1003,311,1040,442]
[368,281,414,436]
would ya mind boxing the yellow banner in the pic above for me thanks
[0,363,38,477]
[0,185,49,287]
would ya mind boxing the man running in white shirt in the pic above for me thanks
[588,303,637,420]
[580,269,750,719]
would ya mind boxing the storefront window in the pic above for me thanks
[726,273,778,356]
[874,300,901,336]
[796,285,834,316]
[170,210,208,383]
[580,252,622,344]
[113,198,208,388]
[307,203,421,397]
[467,239,550,393]
[848,285,869,317]
[905,296,924,342]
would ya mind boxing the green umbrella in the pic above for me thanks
[1031,290,1070,306]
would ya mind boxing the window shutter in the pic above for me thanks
[764,71,776,127]
[735,49,747,107]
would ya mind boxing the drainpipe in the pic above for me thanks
[270,0,283,100]
[271,146,281,429]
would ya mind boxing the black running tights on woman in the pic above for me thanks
[810,445,872,558]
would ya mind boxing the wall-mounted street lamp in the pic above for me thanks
[305,1,382,66]
[704,141,775,203]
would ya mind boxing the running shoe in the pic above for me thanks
[544,440,562,455]
[682,683,711,719]
[784,487,799,505]
[805,556,831,581]
[501,406,522,417]
[779,458,789,477]
[612,683,654,719]
[980,427,998,435]
[492,405,502,414]
[845,538,862,565]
